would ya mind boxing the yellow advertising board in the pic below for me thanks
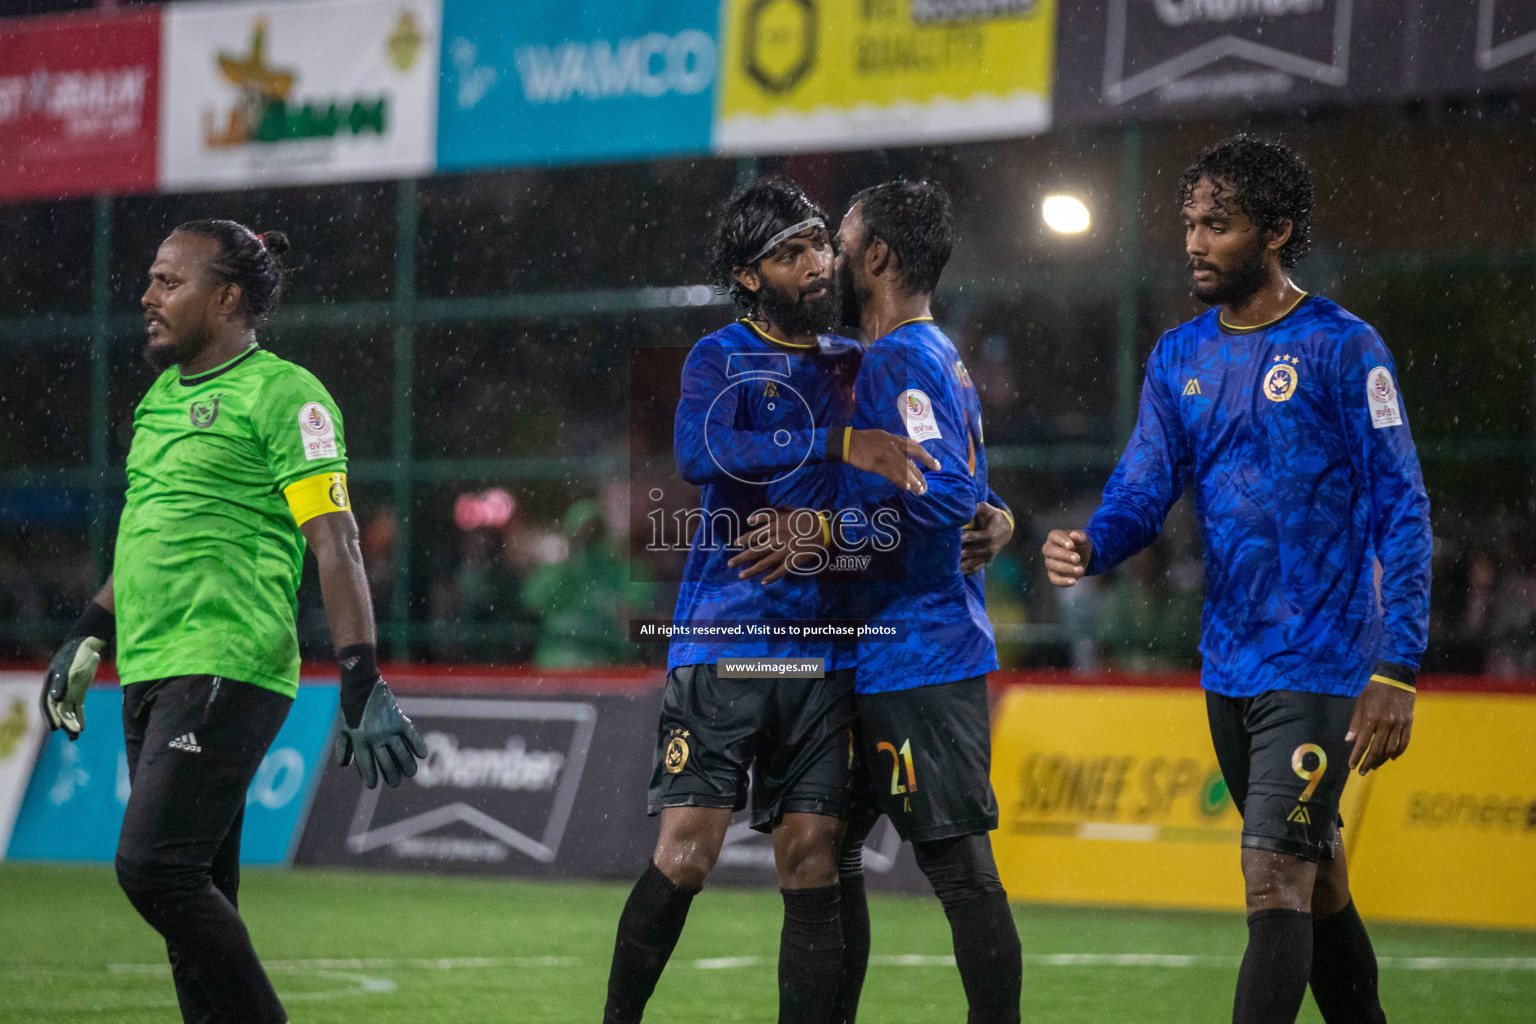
[990,686,1371,911]
[1345,693,1536,930]
[715,0,1055,153]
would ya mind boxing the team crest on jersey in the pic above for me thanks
[663,729,691,774]
[298,402,338,460]
[300,403,331,435]
[1366,365,1403,429]
[1263,355,1299,403]
[188,396,221,429]
[898,389,942,442]
[954,361,974,388]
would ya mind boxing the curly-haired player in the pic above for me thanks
[1044,136,1430,1024]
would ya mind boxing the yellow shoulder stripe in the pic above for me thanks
[285,472,351,526]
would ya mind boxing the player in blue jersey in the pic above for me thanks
[603,178,949,1024]
[1044,136,1431,1024]
[826,180,1023,1024]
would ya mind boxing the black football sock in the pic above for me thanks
[1234,909,1313,1024]
[1310,901,1386,1024]
[945,892,1023,1024]
[833,871,870,1024]
[603,863,699,1024]
[779,885,844,1024]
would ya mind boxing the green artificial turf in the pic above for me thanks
[1,864,1531,1023]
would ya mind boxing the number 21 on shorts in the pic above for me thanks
[877,739,918,795]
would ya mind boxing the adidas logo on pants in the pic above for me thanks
[168,733,202,753]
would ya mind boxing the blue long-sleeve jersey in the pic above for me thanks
[669,321,861,670]
[1085,295,1431,698]
[841,319,999,693]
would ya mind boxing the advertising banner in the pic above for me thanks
[1053,0,1405,124]
[0,675,48,858]
[714,0,1055,154]
[1346,693,1536,930]
[437,0,719,170]
[296,693,658,877]
[159,0,440,191]
[0,9,160,202]
[295,687,931,891]
[1400,1,1536,98]
[990,685,1368,911]
[7,682,338,865]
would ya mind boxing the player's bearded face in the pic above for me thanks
[142,234,223,371]
[1184,179,1270,307]
[1189,228,1268,307]
[837,245,867,330]
[755,254,839,337]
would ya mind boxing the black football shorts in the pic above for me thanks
[853,676,999,843]
[647,662,857,832]
[1206,688,1357,863]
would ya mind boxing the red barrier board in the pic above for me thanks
[0,9,160,202]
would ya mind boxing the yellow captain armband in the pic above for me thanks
[842,426,852,464]
[284,472,351,526]
[1369,674,1416,694]
[817,511,832,547]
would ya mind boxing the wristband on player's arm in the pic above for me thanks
[1369,660,1416,693]
[333,644,425,789]
[68,600,116,643]
[40,600,115,740]
[826,426,852,464]
[337,642,381,727]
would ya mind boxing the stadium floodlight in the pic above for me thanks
[1042,195,1091,234]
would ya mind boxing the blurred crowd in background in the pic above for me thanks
[7,416,1534,680]
[3,107,1533,677]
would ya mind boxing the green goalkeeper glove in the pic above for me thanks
[40,636,105,740]
[333,680,427,789]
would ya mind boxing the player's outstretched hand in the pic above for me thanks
[39,636,105,741]
[1346,675,1415,775]
[1043,529,1092,586]
[729,507,823,585]
[334,680,427,789]
[961,502,1014,574]
[845,428,938,494]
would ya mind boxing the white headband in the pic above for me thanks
[747,217,826,264]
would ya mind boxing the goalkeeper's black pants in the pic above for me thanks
[115,675,292,1024]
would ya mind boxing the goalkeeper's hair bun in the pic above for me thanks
[173,219,294,324]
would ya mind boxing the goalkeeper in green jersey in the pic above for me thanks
[38,220,424,1024]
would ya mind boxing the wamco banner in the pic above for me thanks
[714,0,1055,154]
[159,0,440,190]
[0,8,161,201]
[437,0,720,170]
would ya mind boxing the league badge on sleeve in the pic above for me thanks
[298,402,339,459]
[1366,366,1403,429]
[898,389,942,442]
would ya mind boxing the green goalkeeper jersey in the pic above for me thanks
[114,346,351,697]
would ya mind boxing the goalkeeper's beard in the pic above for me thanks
[144,327,212,372]
[757,276,840,338]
